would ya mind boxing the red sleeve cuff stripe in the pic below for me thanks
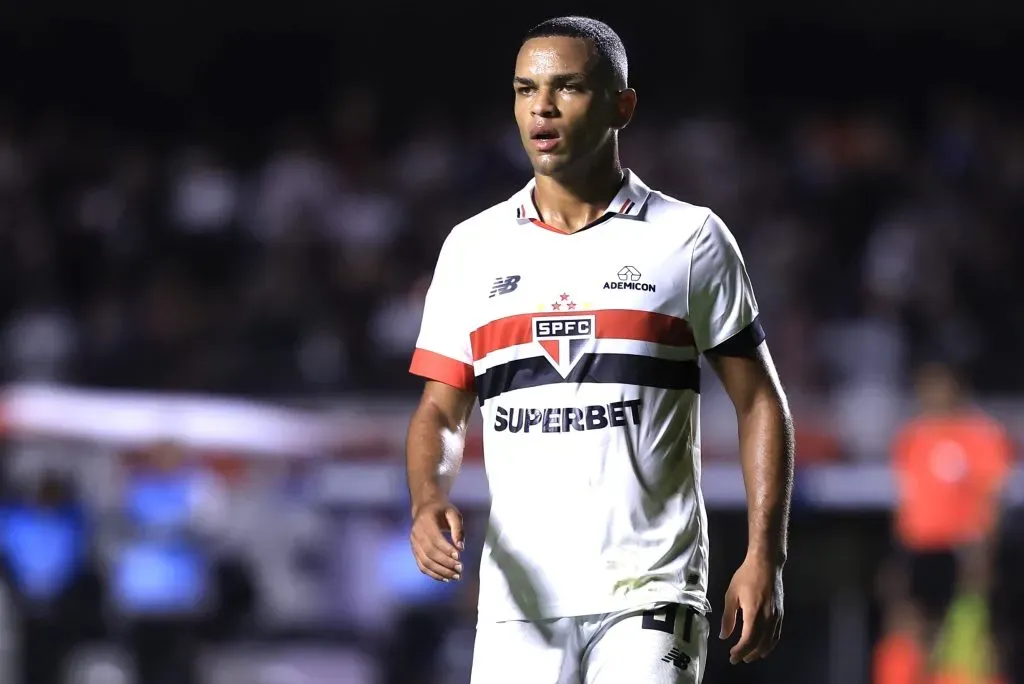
[409,349,475,390]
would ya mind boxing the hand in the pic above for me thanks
[410,497,464,582]
[720,554,784,664]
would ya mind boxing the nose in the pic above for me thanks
[530,87,557,118]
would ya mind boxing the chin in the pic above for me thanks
[531,155,572,177]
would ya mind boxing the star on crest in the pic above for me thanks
[542,293,583,312]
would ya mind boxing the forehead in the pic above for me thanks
[515,36,597,78]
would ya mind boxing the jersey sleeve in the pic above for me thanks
[408,233,475,391]
[687,212,762,353]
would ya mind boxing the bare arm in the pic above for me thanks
[406,380,476,581]
[687,212,790,660]
[406,380,476,515]
[708,343,794,566]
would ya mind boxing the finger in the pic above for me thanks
[445,508,465,551]
[415,556,453,582]
[720,589,739,640]
[427,530,462,566]
[421,554,459,580]
[730,629,758,664]
[729,604,759,664]
[759,616,783,659]
[419,521,460,560]
[743,628,770,663]
[741,611,775,663]
[411,536,460,577]
[422,532,462,573]
[747,614,781,662]
[412,522,459,564]
[413,542,460,580]
[425,544,463,575]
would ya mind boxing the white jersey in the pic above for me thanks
[410,170,760,622]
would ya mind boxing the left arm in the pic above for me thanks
[707,333,795,664]
[707,342,794,569]
[687,212,794,663]
[708,344,794,569]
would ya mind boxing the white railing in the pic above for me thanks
[2,382,1022,510]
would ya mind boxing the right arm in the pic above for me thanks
[405,231,477,581]
[406,382,475,581]
[406,380,476,521]
[407,381,476,513]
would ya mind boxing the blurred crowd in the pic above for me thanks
[1,90,1023,400]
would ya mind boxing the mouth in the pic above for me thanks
[530,126,561,152]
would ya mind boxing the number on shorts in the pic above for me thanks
[641,604,696,642]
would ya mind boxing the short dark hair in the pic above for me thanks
[523,16,628,90]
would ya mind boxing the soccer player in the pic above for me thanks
[405,15,794,684]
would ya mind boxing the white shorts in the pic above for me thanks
[470,603,709,684]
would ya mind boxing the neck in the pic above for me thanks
[533,145,624,233]
[924,401,963,417]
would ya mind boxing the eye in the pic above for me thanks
[515,86,535,96]
[561,84,582,93]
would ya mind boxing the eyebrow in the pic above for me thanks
[513,72,589,86]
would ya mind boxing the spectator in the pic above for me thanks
[114,441,226,684]
[890,363,1014,645]
[0,471,102,684]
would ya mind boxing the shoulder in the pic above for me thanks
[893,417,942,454]
[643,191,730,245]
[644,193,747,275]
[965,411,1012,444]
[443,199,516,252]
[427,199,515,278]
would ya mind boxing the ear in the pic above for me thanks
[611,88,637,130]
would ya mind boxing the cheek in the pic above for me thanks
[562,102,606,133]
[513,101,533,130]
[566,115,605,145]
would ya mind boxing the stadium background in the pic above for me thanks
[0,1,1023,682]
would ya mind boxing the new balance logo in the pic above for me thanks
[661,648,691,670]
[489,275,521,298]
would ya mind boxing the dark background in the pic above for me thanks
[0,2,1021,683]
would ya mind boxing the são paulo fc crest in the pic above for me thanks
[532,314,595,378]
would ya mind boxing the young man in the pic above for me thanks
[406,16,794,684]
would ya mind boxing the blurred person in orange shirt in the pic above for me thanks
[890,362,1013,642]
